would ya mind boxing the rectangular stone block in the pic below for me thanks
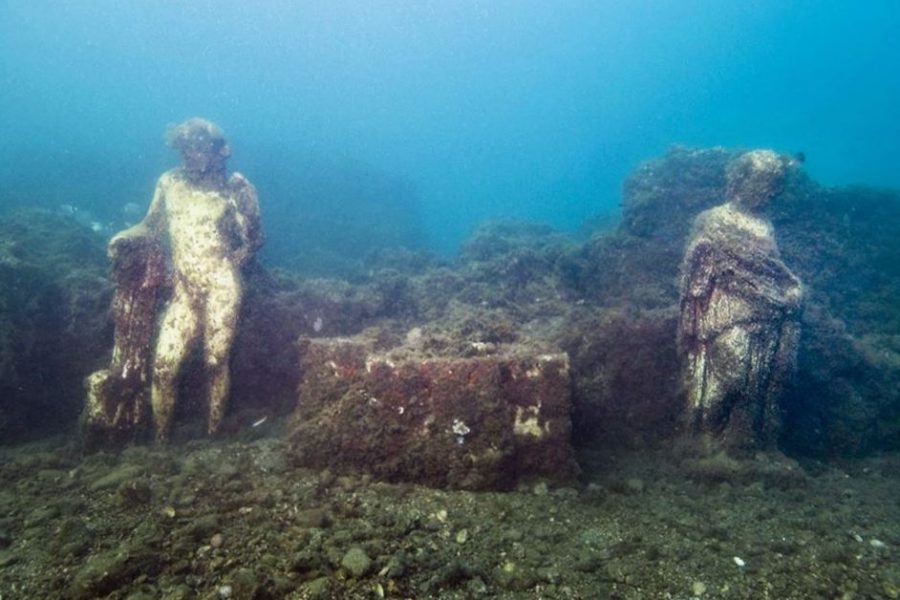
[286,335,578,490]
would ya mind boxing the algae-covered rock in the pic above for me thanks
[0,210,111,441]
[88,464,145,492]
[562,307,681,448]
[67,545,162,600]
[340,546,372,578]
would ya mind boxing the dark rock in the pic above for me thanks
[117,478,153,507]
[88,465,144,492]
[0,210,111,441]
[67,545,161,600]
[49,517,92,558]
[180,514,221,543]
[296,507,332,529]
[229,567,263,599]
[563,307,681,449]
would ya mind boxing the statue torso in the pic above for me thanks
[158,172,241,285]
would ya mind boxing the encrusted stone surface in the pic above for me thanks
[82,231,167,450]
[287,335,579,490]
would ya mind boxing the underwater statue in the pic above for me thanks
[677,150,803,451]
[83,118,263,445]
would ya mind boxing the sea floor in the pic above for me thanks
[0,426,897,600]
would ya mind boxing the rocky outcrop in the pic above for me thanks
[0,211,112,441]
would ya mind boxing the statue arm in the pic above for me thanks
[739,251,804,311]
[109,177,167,260]
[682,238,718,301]
[229,173,264,264]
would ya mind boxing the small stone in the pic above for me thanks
[624,478,645,495]
[504,528,524,542]
[574,551,602,573]
[537,566,561,584]
[455,529,468,544]
[341,546,372,578]
[733,556,746,567]
[291,547,324,576]
[217,584,232,599]
[533,482,549,496]
[553,487,579,498]
[467,577,488,595]
[210,533,224,549]
[382,555,406,578]
[117,479,152,507]
[297,508,332,529]
[183,514,220,542]
[175,493,196,508]
[692,581,707,596]
[303,577,331,599]
[88,465,144,492]
[584,483,606,499]
[230,567,260,597]
[870,539,887,549]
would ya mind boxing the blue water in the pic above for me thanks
[1,0,898,256]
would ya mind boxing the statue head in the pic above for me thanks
[726,150,795,211]
[165,118,231,184]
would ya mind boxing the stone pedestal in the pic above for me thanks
[82,231,167,449]
[287,335,579,490]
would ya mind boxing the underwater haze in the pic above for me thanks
[1,0,899,256]
[5,3,900,597]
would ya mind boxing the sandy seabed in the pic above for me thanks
[0,423,897,600]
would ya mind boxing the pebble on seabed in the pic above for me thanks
[217,584,232,599]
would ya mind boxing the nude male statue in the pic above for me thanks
[110,118,263,441]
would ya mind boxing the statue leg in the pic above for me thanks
[684,345,711,426]
[203,269,242,435]
[753,320,800,446]
[702,327,751,434]
[151,284,200,442]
